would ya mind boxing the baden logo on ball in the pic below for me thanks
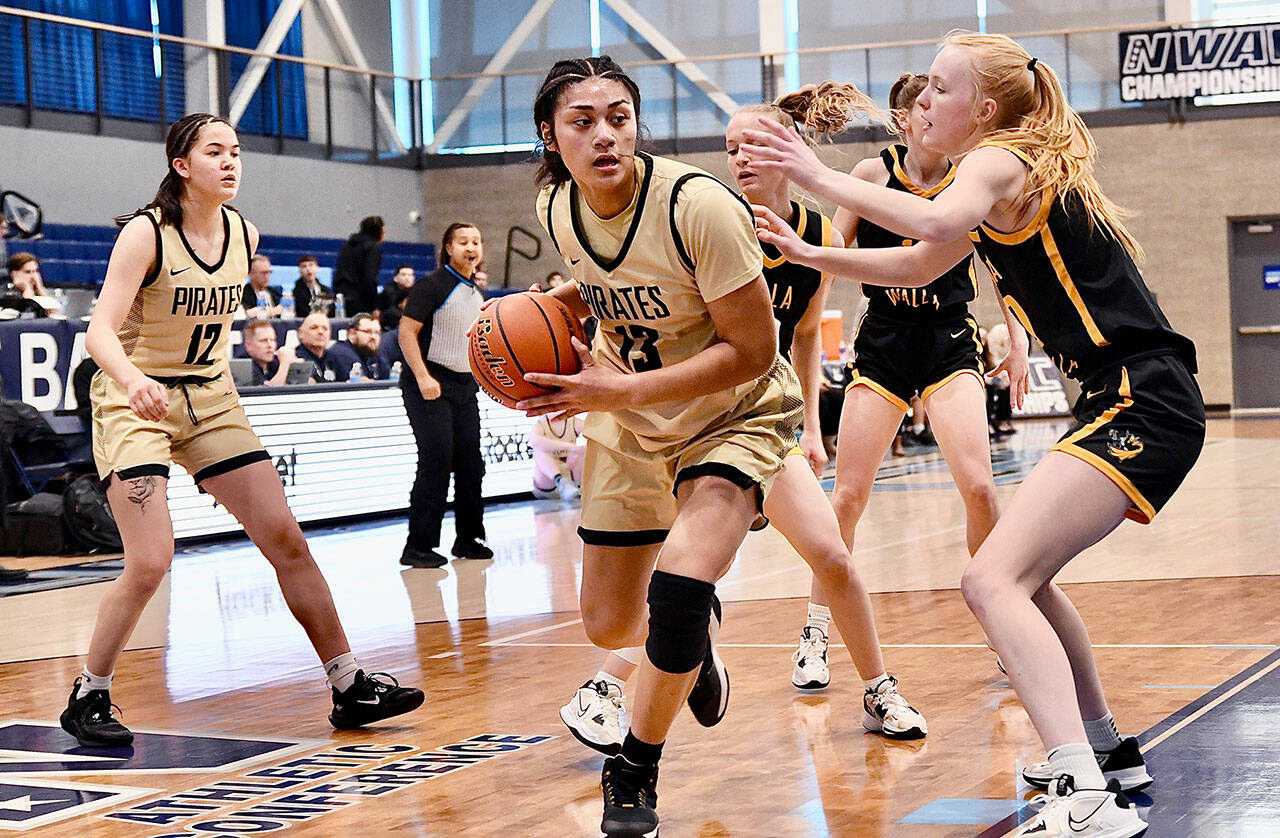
[469,292,587,410]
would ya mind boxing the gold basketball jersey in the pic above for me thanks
[118,207,251,377]
[537,152,767,450]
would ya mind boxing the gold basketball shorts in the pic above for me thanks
[577,359,804,546]
[91,369,270,485]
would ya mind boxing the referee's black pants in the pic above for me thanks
[401,363,486,551]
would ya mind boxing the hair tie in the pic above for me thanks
[1027,57,1038,71]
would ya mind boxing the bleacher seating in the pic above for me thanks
[21,223,436,292]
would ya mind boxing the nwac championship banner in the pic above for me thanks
[1119,22,1280,102]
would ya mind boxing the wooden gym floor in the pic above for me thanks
[0,416,1277,836]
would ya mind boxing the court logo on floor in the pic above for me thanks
[0,721,316,831]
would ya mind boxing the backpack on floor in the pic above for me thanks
[62,475,122,553]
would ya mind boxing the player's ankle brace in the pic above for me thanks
[645,570,714,674]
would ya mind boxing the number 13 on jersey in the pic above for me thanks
[614,325,662,372]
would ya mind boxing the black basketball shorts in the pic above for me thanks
[849,314,985,411]
[1052,353,1205,524]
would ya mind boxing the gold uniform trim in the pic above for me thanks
[762,202,809,270]
[1041,226,1109,347]
[921,368,985,402]
[1049,368,1157,524]
[890,146,956,198]
[847,375,910,413]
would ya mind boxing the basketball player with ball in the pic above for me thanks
[479,56,803,838]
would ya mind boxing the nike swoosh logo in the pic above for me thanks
[170,267,191,276]
[356,698,382,705]
[570,258,581,265]
[1086,388,1106,399]
[950,329,967,339]
[1068,799,1108,831]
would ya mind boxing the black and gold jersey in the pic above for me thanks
[968,142,1196,382]
[856,145,975,322]
[761,201,830,362]
[117,207,251,377]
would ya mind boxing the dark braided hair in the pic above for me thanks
[532,56,642,187]
[114,113,236,228]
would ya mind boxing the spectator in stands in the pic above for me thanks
[334,215,383,315]
[397,221,489,568]
[328,312,388,380]
[243,319,298,386]
[294,310,346,382]
[379,264,415,330]
[545,269,566,288]
[0,217,9,273]
[293,254,332,316]
[4,253,61,315]
[241,254,282,318]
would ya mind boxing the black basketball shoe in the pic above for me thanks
[601,755,659,838]
[1022,736,1153,792]
[329,671,425,729]
[60,679,134,747]
[686,594,729,727]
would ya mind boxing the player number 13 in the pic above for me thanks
[614,324,662,372]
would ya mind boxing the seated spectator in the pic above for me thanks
[378,325,403,371]
[242,254,282,318]
[243,319,298,386]
[379,265,416,330]
[530,413,585,502]
[984,322,1016,437]
[294,311,347,382]
[545,270,566,288]
[328,312,388,380]
[4,253,61,316]
[293,254,333,316]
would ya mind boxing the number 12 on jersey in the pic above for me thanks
[614,324,662,372]
[183,322,223,365]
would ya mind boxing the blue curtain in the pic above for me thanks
[224,0,308,139]
[0,1,184,121]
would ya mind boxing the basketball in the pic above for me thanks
[468,292,587,409]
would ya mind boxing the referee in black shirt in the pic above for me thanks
[397,222,491,568]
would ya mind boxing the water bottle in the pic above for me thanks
[389,361,402,382]
[280,288,295,319]
[334,293,346,319]
[348,362,362,383]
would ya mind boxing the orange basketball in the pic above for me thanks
[469,292,587,409]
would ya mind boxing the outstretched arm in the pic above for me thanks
[741,119,1022,243]
[754,203,974,289]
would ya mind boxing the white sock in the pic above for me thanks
[323,652,360,693]
[1084,712,1123,752]
[911,423,925,434]
[805,603,831,635]
[1048,742,1106,790]
[595,671,626,693]
[78,668,112,698]
[863,673,891,693]
[613,646,643,666]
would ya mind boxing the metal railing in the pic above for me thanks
[0,6,1251,165]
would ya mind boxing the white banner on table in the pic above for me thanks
[167,385,536,539]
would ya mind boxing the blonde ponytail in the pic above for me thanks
[768,81,891,144]
[943,30,1144,262]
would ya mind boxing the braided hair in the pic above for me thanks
[532,56,643,186]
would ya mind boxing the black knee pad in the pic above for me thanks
[645,570,715,674]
